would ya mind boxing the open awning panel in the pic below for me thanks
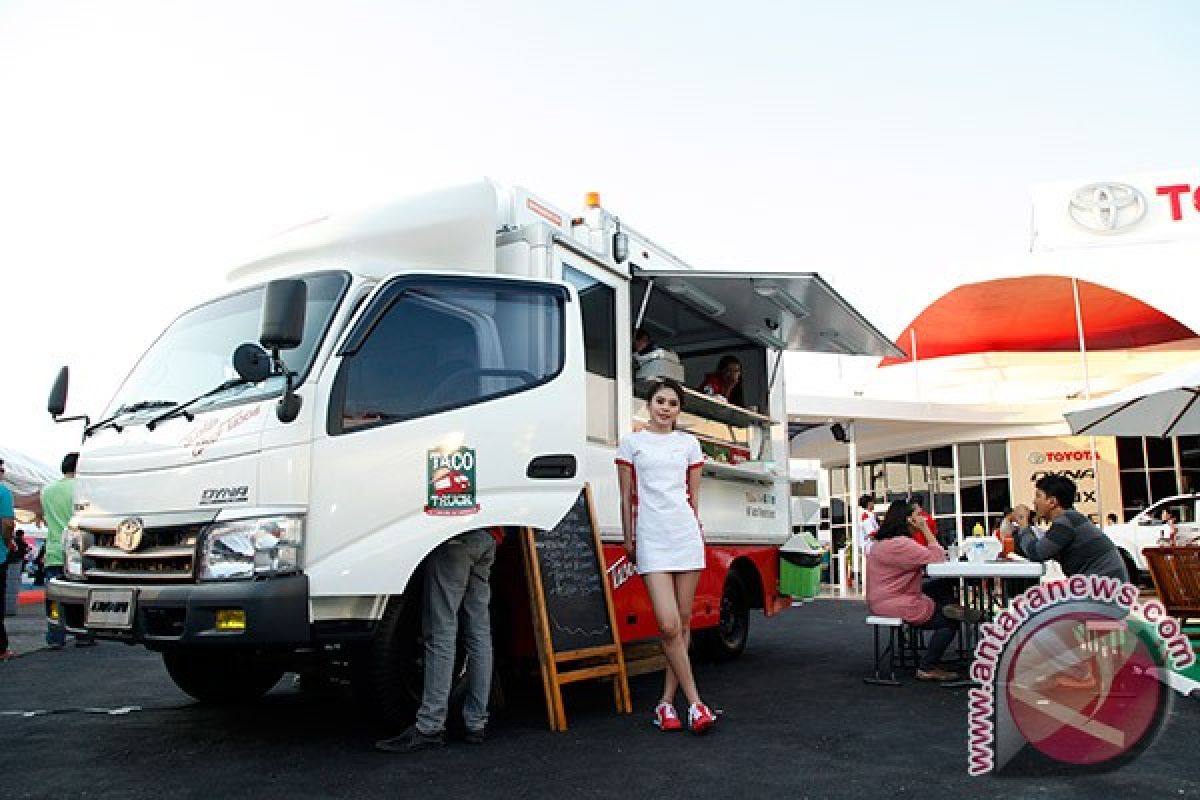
[632,268,903,358]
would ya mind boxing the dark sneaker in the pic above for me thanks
[463,726,486,744]
[375,725,445,753]
[943,604,983,624]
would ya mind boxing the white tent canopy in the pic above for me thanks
[1064,359,1200,437]
[0,446,61,522]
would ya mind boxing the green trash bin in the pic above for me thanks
[780,532,822,600]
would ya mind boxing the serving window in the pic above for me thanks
[628,276,777,464]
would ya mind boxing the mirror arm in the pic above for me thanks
[270,347,303,424]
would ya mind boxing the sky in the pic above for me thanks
[2,0,1199,467]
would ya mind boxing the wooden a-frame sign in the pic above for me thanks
[521,484,631,731]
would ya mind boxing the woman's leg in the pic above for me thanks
[919,608,958,670]
[659,570,702,706]
[643,572,703,708]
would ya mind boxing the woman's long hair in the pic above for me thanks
[875,502,916,541]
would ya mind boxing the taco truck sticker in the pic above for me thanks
[425,446,481,516]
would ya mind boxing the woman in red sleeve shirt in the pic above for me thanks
[697,355,744,406]
[866,501,977,681]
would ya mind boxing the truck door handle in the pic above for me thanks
[527,454,577,479]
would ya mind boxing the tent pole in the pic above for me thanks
[1072,277,1104,522]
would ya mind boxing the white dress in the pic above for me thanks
[615,430,706,573]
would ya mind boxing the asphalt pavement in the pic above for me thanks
[2,595,1198,799]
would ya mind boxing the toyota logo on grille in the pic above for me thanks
[1067,182,1146,234]
[114,517,145,552]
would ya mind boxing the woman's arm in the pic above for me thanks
[616,463,635,561]
[913,515,940,550]
[686,461,701,514]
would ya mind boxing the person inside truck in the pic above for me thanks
[633,327,656,356]
[697,355,744,406]
[615,378,717,734]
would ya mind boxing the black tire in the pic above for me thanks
[350,596,424,727]
[162,649,284,704]
[696,572,750,661]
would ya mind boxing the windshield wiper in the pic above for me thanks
[145,378,255,431]
[85,400,177,438]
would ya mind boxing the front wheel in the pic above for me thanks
[350,595,504,730]
[695,572,750,661]
[162,649,285,704]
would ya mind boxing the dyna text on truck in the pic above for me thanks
[46,182,901,721]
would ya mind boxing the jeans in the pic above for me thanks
[918,577,959,670]
[415,529,497,735]
[3,561,18,616]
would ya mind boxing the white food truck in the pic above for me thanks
[47,181,900,721]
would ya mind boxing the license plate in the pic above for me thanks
[85,588,136,629]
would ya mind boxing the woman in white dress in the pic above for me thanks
[615,379,716,734]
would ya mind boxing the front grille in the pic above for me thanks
[81,523,205,583]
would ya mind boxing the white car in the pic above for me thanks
[1105,493,1200,580]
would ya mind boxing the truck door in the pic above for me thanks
[305,273,586,597]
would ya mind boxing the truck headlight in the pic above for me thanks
[63,527,86,578]
[198,516,304,581]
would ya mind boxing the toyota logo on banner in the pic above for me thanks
[1068,182,1147,234]
[1027,452,1047,464]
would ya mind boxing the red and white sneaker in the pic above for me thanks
[653,702,683,731]
[687,702,716,734]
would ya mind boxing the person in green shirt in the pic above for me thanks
[41,452,93,649]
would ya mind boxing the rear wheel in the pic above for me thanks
[162,649,285,704]
[696,572,750,661]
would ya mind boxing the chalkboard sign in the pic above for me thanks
[521,484,631,731]
[533,490,613,652]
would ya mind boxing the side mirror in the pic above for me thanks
[232,342,272,384]
[260,279,307,351]
[48,366,69,417]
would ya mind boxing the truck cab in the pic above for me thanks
[47,181,900,721]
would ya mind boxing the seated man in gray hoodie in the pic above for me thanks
[1013,474,1127,581]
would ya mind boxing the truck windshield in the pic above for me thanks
[105,271,349,418]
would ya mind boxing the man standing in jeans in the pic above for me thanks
[41,452,94,649]
[376,527,499,753]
